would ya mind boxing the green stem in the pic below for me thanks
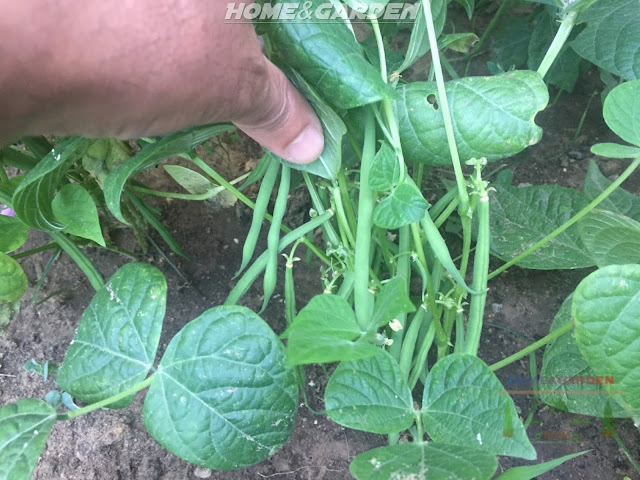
[470,0,512,58]
[50,232,104,290]
[302,172,340,247]
[10,242,58,259]
[489,321,573,372]
[0,165,8,183]
[354,109,377,330]
[409,319,435,389]
[489,157,640,279]
[537,11,578,79]
[62,375,154,420]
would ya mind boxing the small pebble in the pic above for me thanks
[194,466,212,478]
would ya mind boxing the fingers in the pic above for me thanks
[233,59,324,165]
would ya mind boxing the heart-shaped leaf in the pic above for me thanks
[582,160,640,221]
[573,264,640,420]
[539,294,629,417]
[489,184,594,269]
[600,79,640,146]
[0,252,27,303]
[422,354,536,459]
[0,399,57,480]
[143,306,297,470]
[394,71,548,165]
[0,215,28,253]
[350,442,497,480]
[52,184,105,246]
[57,263,166,408]
[579,210,640,267]
[325,350,414,434]
[369,142,401,192]
[373,182,429,229]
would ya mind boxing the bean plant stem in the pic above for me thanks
[302,172,341,247]
[489,157,640,279]
[10,242,58,259]
[537,11,578,79]
[489,321,573,371]
[354,109,377,330]
[62,375,155,420]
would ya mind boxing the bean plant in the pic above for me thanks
[1,0,640,478]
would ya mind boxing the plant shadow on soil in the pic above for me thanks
[2,52,640,480]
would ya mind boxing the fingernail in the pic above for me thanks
[284,125,324,164]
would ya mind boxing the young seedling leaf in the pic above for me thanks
[441,32,479,54]
[495,450,589,480]
[601,79,640,146]
[0,252,27,303]
[373,182,429,229]
[369,276,415,330]
[583,160,640,220]
[81,138,130,187]
[489,184,594,269]
[572,0,640,81]
[57,263,166,408]
[591,143,640,159]
[394,71,548,165]
[539,294,629,417]
[164,165,216,195]
[51,184,106,246]
[104,124,234,223]
[397,0,448,74]
[325,350,414,434]
[0,215,27,253]
[369,141,400,192]
[143,305,297,470]
[349,442,498,480]
[573,264,640,419]
[422,354,536,460]
[12,137,89,231]
[579,210,640,267]
[0,399,57,480]
[283,294,380,365]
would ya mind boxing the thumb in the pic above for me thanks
[233,60,324,165]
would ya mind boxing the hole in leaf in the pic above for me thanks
[426,94,439,110]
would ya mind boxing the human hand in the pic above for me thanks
[0,0,324,164]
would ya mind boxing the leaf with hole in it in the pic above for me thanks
[591,143,640,159]
[579,210,640,267]
[573,264,640,420]
[56,263,166,408]
[572,0,640,81]
[583,160,640,220]
[495,451,589,480]
[12,137,89,231]
[0,399,57,480]
[0,215,27,253]
[104,124,234,224]
[373,182,429,229]
[600,79,640,146]
[538,294,629,417]
[350,442,497,480]
[325,350,414,434]
[397,0,448,74]
[268,0,392,109]
[489,184,594,269]
[394,71,548,165]
[143,305,297,470]
[282,294,379,365]
[369,142,400,192]
[51,184,105,246]
[422,354,536,460]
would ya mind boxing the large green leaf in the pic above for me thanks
[539,294,629,417]
[579,210,640,267]
[422,354,536,459]
[394,71,548,165]
[52,184,106,246]
[582,160,640,220]
[573,264,640,420]
[12,137,89,230]
[0,252,27,303]
[489,184,594,269]
[268,0,392,109]
[57,264,166,408]
[600,79,640,146]
[373,182,429,229]
[0,216,27,254]
[492,16,532,70]
[143,306,297,470]
[572,0,640,81]
[325,350,414,434]
[397,0,448,74]
[283,294,379,365]
[104,124,233,223]
[350,442,497,480]
[0,399,57,480]
[495,451,588,480]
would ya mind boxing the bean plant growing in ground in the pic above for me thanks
[1,0,640,478]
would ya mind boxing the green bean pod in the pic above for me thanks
[261,163,291,312]
[236,154,280,276]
